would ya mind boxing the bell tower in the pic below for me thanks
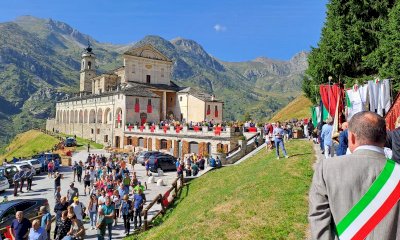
[80,43,96,93]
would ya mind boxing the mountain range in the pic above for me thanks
[0,16,308,151]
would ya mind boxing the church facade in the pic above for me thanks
[46,44,241,157]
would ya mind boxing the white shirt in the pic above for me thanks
[353,145,385,154]
[89,170,96,181]
[71,202,84,220]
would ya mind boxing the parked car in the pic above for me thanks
[11,163,35,175]
[19,159,42,174]
[0,175,10,192]
[137,151,157,165]
[0,165,18,185]
[0,198,49,231]
[31,153,61,171]
[148,154,177,172]
[65,137,77,147]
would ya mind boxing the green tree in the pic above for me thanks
[304,0,395,103]
[365,1,400,90]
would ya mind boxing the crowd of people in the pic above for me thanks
[174,153,222,178]
[6,153,148,240]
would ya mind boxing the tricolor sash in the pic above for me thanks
[336,159,400,240]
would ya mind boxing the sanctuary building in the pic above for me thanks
[46,44,243,158]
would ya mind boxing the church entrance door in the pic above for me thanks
[140,112,147,126]
[115,136,120,148]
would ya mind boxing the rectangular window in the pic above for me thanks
[127,137,132,145]
[161,68,164,77]
[207,105,211,115]
[97,129,100,134]
[104,135,108,143]
[135,98,140,113]
[180,96,182,102]
[146,75,151,84]
[147,99,153,113]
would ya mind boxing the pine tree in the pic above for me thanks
[303,0,395,103]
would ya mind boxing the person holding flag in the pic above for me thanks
[309,111,400,239]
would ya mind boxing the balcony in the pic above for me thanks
[124,125,243,138]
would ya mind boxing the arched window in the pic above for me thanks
[160,139,168,150]
[88,61,92,69]
[138,137,144,147]
[189,142,199,154]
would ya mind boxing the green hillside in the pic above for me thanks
[270,95,313,122]
[135,140,314,240]
[0,129,59,162]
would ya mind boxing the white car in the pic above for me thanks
[0,175,10,192]
[11,163,36,175]
[20,159,42,174]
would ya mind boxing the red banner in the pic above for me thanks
[320,84,344,118]
[147,104,152,113]
[117,113,121,123]
[134,103,140,113]
[176,126,182,133]
[163,125,168,133]
[214,126,221,135]
[215,110,219,118]
[386,93,400,130]
[194,126,200,132]
[150,125,155,133]
[248,127,257,132]
[128,125,133,131]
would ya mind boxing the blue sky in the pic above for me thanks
[0,0,328,61]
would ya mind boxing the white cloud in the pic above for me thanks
[214,24,227,32]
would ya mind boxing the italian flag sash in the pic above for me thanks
[336,159,400,240]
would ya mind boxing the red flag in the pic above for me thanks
[117,113,121,123]
[150,126,155,133]
[128,125,133,131]
[176,126,181,133]
[194,126,200,132]
[214,126,221,136]
[135,103,140,113]
[215,110,219,118]
[163,125,168,133]
[147,104,152,113]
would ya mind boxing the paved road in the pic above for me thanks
[1,149,178,239]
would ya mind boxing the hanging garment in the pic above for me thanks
[368,80,380,113]
[346,89,363,119]
[379,79,391,116]
[358,84,368,111]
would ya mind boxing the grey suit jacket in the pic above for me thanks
[309,149,400,239]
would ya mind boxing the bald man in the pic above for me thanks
[336,122,349,156]
[309,111,400,239]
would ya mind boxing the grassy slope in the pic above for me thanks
[0,130,59,162]
[59,133,103,150]
[135,140,314,240]
[270,95,313,122]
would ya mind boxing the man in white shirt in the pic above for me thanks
[71,197,85,221]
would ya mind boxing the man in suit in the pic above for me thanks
[336,122,349,156]
[309,111,400,239]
